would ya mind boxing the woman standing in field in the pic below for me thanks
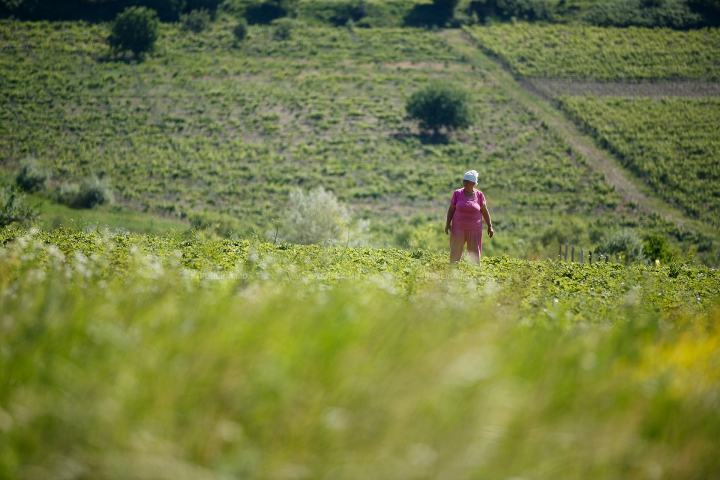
[445,170,493,264]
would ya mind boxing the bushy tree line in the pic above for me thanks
[582,0,718,29]
[0,0,221,21]
[467,0,554,23]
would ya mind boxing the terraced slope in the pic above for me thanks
[466,24,720,80]
[560,97,720,227]
[1,20,624,254]
[463,25,720,233]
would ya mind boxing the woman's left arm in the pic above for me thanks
[480,204,494,238]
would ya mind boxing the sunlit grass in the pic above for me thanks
[0,228,719,478]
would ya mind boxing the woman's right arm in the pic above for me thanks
[445,205,455,235]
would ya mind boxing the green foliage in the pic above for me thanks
[644,233,674,263]
[295,0,368,26]
[188,210,244,237]
[108,6,160,57]
[403,0,458,27]
[0,0,185,21]
[583,0,704,29]
[0,187,38,227]
[598,228,646,262]
[271,17,303,40]
[688,0,720,25]
[56,176,114,209]
[185,0,222,14]
[559,97,720,227]
[278,187,367,245]
[471,0,555,22]
[232,17,249,42]
[1,21,622,237]
[406,81,473,134]
[15,158,49,193]
[76,175,114,209]
[465,24,720,80]
[0,228,719,480]
[1,21,714,261]
[180,8,211,33]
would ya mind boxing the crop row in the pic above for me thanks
[559,96,720,227]
[0,20,622,237]
[2,227,718,320]
[465,24,720,80]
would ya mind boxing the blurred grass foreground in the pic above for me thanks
[1,228,719,479]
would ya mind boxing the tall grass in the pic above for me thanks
[0,229,719,478]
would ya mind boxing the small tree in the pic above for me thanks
[181,8,211,33]
[406,82,473,136]
[233,18,249,43]
[108,7,160,58]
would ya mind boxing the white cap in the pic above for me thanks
[463,170,478,183]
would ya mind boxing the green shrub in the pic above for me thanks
[406,82,473,136]
[469,0,554,22]
[185,0,223,14]
[232,18,249,42]
[181,8,211,33]
[279,187,367,245]
[599,228,646,262]
[0,187,39,228]
[56,176,114,209]
[404,0,459,27]
[644,233,675,263]
[107,6,160,57]
[55,182,80,207]
[76,176,114,209]
[294,0,367,26]
[15,158,50,193]
[271,17,303,40]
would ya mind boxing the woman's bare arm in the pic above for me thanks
[481,204,494,238]
[445,205,455,235]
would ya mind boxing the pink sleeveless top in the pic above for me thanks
[450,189,486,230]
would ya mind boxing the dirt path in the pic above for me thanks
[442,29,716,238]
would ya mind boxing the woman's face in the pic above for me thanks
[463,180,476,190]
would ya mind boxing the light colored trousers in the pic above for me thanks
[450,228,482,264]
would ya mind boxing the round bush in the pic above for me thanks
[598,229,646,263]
[181,8,211,33]
[16,158,50,193]
[406,82,473,135]
[271,18,303,41]
[76,176,114,209]
[108,7,160,57]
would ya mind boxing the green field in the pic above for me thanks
[3,13,720,478]
[464,23,720,240]
[559,97,720,227]
[1,228,719,479]
[1,19,642,258]
[465,24,720,80]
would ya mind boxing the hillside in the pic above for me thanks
[1,19,640,258]
[1,227,719,479]
[3,13,720,478]
[466,24,720,231]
